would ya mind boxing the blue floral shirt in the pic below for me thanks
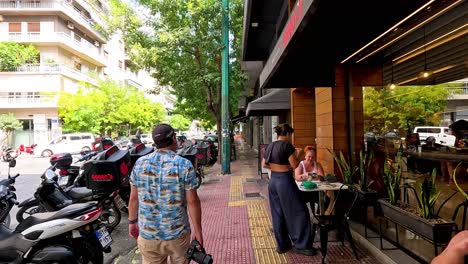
[130,149,198,240]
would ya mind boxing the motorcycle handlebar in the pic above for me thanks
[78,151,97,162]
[9,197,18,205]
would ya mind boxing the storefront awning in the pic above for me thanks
[231,114,249,123]
[246,89,290,116]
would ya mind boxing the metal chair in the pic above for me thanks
[311,184,359,263]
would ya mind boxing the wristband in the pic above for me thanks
[128,218,138,224]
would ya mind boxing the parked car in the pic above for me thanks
[140,134,154,145]
[413,126,456,146]
[33,133,95,157]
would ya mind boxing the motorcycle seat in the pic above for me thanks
[15,202,97,233]
[68,187,93,200]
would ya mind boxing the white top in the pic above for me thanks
[300,160,317,174]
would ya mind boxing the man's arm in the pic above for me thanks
[128,185,139,239]
[187,189,203,245]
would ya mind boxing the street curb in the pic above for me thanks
[350,228,397,264]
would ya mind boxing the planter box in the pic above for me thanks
[378,199,455,243]
[357,189,379,205]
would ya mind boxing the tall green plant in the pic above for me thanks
[383,151,403,205]
[329,150,358,184]
[359,150,374,191]
[417,168,440,219]
[452,161,468,200]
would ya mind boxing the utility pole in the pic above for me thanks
[221,0,231,174]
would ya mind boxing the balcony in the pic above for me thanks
[448,86,468,100]
[12,63,98,85]
[0,0,106,42]
[0,94,59,109]
[7,32,106,66]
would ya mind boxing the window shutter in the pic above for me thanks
[8,23,21,32]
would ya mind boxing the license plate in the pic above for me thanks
[95,226,112,248]
[58,176,69,186]
[114,194,126,210]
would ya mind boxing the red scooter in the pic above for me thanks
[17,144,37,155]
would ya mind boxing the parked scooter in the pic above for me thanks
[16,145,131,230]
[0,159,19,227]
[0,159,112,264]
[177,144,203,188]
[1,145,17,162]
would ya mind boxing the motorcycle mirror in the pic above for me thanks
[45,169,56,180]
[8,159,16,168]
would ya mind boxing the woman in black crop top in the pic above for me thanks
[262,124,316,256]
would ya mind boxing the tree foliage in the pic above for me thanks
[58,79,166,136]
[0,42,39,71]
[363,84,453,135]
[169,114,191,131]
[0,113,22,145]
[111,0,246,132]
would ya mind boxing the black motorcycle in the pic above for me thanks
[0,159,19,227]
[16,145,132,230]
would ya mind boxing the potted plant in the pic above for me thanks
[379,164,456,246]
[329,149,358,184]
[356,150,378,202]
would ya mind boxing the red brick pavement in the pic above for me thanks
[196,140,381,264]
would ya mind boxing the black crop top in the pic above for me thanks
[264,141,296,165]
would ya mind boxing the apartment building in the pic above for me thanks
[0,0,146,146]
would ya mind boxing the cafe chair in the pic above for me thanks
[311,184,359,264]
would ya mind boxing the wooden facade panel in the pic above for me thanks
[295,137,316,148]
[294,128,314,137]
[333,137,348,151]
[316,124,333,137]
[316,137,334,149]
[332,112,347,124]
[316,99,332,115]
[315,89,331,105]
[331,99,346,112]
[316,113,333,126]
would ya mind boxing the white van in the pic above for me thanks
[413,126,456,146]
[34,133,95,157]
[140,134,154,145]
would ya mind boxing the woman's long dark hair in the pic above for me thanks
[274,123,294,136]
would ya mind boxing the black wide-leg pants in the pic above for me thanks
[268,171,313,250]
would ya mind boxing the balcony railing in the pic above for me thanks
[7,32,105,64]
[447,86,468,100]
[0,94,58,108]
[0,0,105,39]
[7,63,97,85]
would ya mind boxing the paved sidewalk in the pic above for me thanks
[114,140,380,263]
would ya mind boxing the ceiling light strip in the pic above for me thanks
[341,0,436,64]
[393,25,467,64]
[397,64,456,85]
[355,0,463,64]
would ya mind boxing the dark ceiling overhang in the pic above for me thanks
[244,0,467,89]
[246,89,291,116]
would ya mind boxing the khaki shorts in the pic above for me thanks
[137,232,190,264]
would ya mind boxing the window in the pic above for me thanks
[70,136,81,141]
[8,23,21,33]
[82,135,92,140]
[27,22,40,32]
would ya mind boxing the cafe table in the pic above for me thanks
[295,180,348,214]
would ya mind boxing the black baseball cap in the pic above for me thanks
[152,124,175,148]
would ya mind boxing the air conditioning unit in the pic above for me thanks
[67,21,74,29]
[94,41,100,47]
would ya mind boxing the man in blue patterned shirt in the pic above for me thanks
[128,124,202,264]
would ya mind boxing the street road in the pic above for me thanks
[0,154,136,263]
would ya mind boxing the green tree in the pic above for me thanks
[109,0,246,135]
[58,79,166,136]
[0,42,39,71]
[0,113,22,145]
[169,114,191,131]
[364,84,453,135]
